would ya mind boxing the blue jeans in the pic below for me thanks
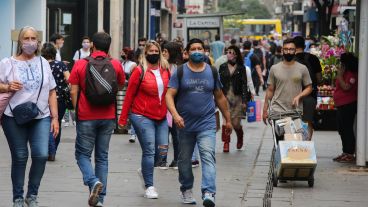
[192,144,199,161]
[178,129,216,194]
[130,113,169,188]
[2,115,50,201]
[75,119,115,203]
[49,100,67,156]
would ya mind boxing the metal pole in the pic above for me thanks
[356,0,368,166]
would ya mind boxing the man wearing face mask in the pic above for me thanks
[262,39,312,142]
[73,36,91,61]
[166,38,232,207]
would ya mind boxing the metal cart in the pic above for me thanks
[268,110,316,188]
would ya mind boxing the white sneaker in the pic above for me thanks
[144,186,158,199]
[181,189,196,204]
[129,135,136,143]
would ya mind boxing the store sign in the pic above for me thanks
[186,18,220,28]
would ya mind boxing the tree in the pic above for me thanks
[313,0,335,37]
[218,0,271,19]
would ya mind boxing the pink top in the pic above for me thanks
[333,71,358,107]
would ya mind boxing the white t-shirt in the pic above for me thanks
[73,49,90,60]
[0,56,57,118]
[56,48,61,61]
[122,60,137,74]
[245,66,256,96]
[151,69,164,102]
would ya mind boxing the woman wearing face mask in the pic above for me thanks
[219,46,248,152]
[0,26,59,207]
[73,36,91,61]
[118,40,170,199]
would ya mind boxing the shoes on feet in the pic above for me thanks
[48,155,55,161]
[129,135,136,143]
[181,189,196,204]
[191,160,199,168]
[94,201,103,207]
[169,160,178,170]
[88,181,103,206]
[144,186,158,199]
[155,161,169,170]
[25,195,39,207]
[13,198,25,207]
[202,192,215,207]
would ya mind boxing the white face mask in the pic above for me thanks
[82,42,90,49]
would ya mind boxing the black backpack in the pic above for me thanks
[84,56,118,105]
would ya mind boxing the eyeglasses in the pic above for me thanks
[282,48,296,53]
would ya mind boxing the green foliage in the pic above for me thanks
[219,0,271,19]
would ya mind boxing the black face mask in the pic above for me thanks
[228,59,237,66]
[146,54,160,64]
[121,55,126,60]
[283,54,295,62]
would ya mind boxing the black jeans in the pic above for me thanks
[169,124,179,161]
[336,102,357,154]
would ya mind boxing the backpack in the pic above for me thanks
[244,50,253,69]
[84,56,118,105]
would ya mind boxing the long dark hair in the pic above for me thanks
[161,41,183,65]
[340,52,358,72]
[227,45,244,65]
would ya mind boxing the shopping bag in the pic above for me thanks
[247,101,256,122]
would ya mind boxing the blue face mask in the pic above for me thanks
[190,51,205,63]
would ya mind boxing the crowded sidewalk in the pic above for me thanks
[0,99,367,207]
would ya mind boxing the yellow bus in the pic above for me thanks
[224,19,282,40]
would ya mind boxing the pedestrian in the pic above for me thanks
[333,53,358,163]
[166,38,232,207]
[210,34,225,61]
[41,43,71,161]
[118,40,170,199]
[161,41,184,169]
[243,41,263,96]
[219,45,248,152]
[73,36,91,61]
[0,26,59,207]
[262,38,313,142]
[120,47,138,143]
[270,45,283,66]
[252,40,267,93]
[134,37,147,63]
[294,36,322,140]
[69,32,125,207]
[50,33,69,65]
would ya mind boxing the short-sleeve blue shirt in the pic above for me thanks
[169,63,222,132]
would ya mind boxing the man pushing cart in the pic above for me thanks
[262,38,316,187]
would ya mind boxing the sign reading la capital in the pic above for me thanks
[186,18,220,28]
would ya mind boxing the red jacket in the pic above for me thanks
[119,65,170,125]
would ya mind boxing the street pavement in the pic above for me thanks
[0,98,367,207]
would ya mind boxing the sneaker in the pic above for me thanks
[129,135,136,143]
[94,201,103,207]
[137,168,145,190]
[169,160,178,170]
[88,181,103,206]
[144,186,158,199]
[191,160,199,168]
[64,122,69,127]
[61,119,65,123]
[181,189,196,204]
[155,161,169,170]
[73,121,76,126]
[202,192,215,207]
[13,198,25,207]
[25,195,38,207]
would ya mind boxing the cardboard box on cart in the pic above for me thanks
[275,141,317,178]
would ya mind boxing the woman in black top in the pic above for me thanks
[219,45,248,152]
[41,43,71,161]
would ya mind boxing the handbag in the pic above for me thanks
[0,59,16,123]
[9,57,44,125]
